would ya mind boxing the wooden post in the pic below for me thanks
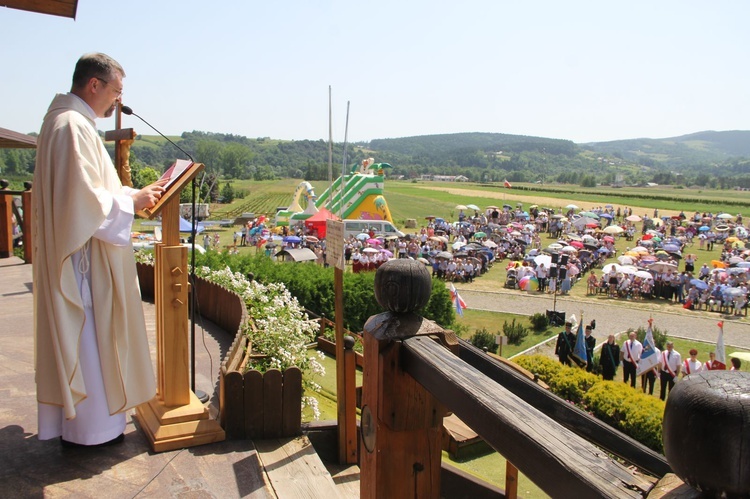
[360,259,445,498]
[505,461,518,499]
[342,335,358,463]
[335,266,357,463]
[0,191,13,258]
[134,162,225,452]
[21,189,32,263]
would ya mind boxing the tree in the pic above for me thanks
[196,140,224,174]
[221,143,252,179]
[134,166,159,189]
[221,182,235,203]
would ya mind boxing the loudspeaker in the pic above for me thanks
[559,268,568,280]
[551,253,559,265]
[560,254,569,266]
[549,266,558,278]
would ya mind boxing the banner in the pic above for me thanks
[637,322,660,376]
[571,320,587,368]
[449,283,467,317]
[715,321,727,370]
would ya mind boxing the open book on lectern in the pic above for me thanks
[135,159,205,219]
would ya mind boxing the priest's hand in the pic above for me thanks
[132,179,168,211]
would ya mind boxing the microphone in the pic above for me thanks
[121,105,194,163]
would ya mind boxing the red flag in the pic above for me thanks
[504,179,512,188]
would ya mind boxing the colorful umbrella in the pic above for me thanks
[518,276,539,291]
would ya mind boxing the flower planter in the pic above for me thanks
[222,345,302,439]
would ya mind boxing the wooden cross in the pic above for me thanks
[104,106,136,187]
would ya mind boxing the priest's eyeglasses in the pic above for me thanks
[95,77,123,97]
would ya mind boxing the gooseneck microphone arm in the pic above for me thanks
[121,104,209,403]
[120,105,195,163]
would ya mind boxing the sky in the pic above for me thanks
[2,1,748,144]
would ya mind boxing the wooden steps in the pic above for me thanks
[256,435,355,498]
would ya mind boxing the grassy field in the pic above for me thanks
[140,178,746,496]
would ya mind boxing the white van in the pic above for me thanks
[343,220,405,239]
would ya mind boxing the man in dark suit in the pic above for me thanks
[599,334,620,380]
[554,322,576,366]
[584,325,596,372]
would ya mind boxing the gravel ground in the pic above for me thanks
[455,287,750,356]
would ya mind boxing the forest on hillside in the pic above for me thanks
[2,130,749,190]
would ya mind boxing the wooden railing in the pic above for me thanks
[360,259,670,498]
[0,181,32,262]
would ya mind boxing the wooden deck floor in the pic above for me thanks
[0,256,359,498]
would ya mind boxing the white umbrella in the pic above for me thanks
[362,247,379,254]
[452,241,466,250]
[729,352,750,362]
[534,254,552,267]
[618,255,634,265]
[482,240,498,248]
[466,204,480,211]
[560,246,578,254]
[602,263,621,274]
[547,243,563,251]
[455,204,468,210]
[625,215,642,222]
[567,234,583,242]
[565,204,579,210]
[649,261,678,273]
[603,225,624,235]
[635,270,654,280]
[716,213,734,220]
[619,265,637,275]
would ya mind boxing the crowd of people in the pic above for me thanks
[556,319,743,401]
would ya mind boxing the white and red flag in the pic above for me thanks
[714,321,727,370]
[449,283,467,317]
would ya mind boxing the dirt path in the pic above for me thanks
[455,286,750,352]
[416,185,685,218]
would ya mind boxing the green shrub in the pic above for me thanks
[469,328,498,353]
[529,312,549,331]
[583,382,664,452]
[632,325,669,350]
[192,252,455,332]
[514,354,665,453]
[502,318,529,345]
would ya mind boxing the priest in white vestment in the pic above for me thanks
[33,53,166,446]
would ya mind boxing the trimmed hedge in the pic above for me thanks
[514,354,665,453]
[193,251,455,332]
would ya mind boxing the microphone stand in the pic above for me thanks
[191,177,209,403]
[121,103,208,404]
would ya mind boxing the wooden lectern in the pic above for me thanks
[133,160,226,452]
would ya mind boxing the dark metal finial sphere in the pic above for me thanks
[374,259,432,314]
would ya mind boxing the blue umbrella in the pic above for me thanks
[284,235,301,243]
[699,226,710,232]
[690,278,708,290]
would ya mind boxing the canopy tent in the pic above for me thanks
[179,217,204,234]
[275,247,317,262]
[303,207,339,239]
[0,127,37,149]
[2,0,77,19]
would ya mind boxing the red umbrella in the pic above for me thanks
[569,240,584,249]
[603,236,615,243]
[642,234,653,240]
[367,238,382,245]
